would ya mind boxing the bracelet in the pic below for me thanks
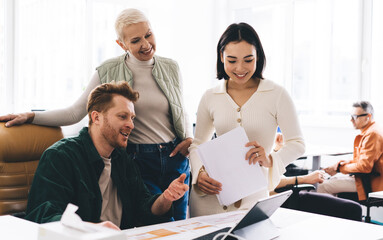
[295,176,298,186]
[336,163,341,173]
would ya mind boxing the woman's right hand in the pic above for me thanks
[0,112,35,127]
[197,171,222,195]
[302,170,325,184]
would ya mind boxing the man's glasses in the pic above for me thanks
[351,113,368,121]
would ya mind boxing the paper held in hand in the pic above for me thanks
[197,127,267,206]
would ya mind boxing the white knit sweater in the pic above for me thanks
[189,79,305,217]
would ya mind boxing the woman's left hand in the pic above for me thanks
[245,141,273,168]
[170,138,193,157]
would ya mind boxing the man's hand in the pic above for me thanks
[324,162,339,176]
[169,138,193,157]
[197,171,222,195]
[339,159,351,166]
[245,141,272,167]
[95,221,120,230]
[0,112,35,127]
[163,174,189,202]
[151,174,189,216]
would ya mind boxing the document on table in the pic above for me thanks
[123,211,246,240]
[197,127,267,206]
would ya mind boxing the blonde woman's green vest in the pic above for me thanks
[96,53,186,140]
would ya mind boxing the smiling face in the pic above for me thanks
[221,40,257,86]
[117,22,156,61]
[99,95,135,149]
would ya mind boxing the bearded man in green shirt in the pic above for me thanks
[25,82,189,230]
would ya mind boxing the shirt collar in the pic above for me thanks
[361,121,375,134]
[124,51,155,66]
[212,78,274,94]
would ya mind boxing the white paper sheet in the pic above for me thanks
[38,204,125,240]
[197,127,267,206]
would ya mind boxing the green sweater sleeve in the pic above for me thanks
[25,148,75,223]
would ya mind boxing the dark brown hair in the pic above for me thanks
[216,22,266,80]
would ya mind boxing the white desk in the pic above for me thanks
[122,208,383,239]
[1,208,382,240]
[271,208,382,239]
[298,144,353,171]
[369,191,383,199]
[0,215,38,240]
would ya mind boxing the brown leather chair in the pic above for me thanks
[0,122,63,215]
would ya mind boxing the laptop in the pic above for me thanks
[194,190,292,240]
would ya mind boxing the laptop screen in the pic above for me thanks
[194,190,292,240]
[232,190,292,232]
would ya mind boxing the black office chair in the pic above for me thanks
[276,182,363,221]
[274,184,316,194]
[337,172,383,223]
[275,182,316,209]
[283,163,309,177]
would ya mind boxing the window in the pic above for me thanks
[232,2,292,87]
[1,0,216,126]
[371,0,383,122]
[90,2,131,68]
[15,0,88,112]
[0,0,5,114]
[231,0,362,126]
[227,0,374,147]
[1,0,382,145]
[4,0,135,115]
[292,1,314,105]
[294,0,361,124]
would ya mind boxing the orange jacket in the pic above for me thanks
[340,121,383,201]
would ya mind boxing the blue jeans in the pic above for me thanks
[127,138,190,221]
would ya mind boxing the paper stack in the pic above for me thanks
[38,204,125,240]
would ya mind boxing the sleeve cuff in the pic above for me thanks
[143,194,174,225]
[267,152,286,191]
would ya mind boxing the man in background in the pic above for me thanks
[318,101,383,201]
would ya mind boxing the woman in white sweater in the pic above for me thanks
[189,23,305,217]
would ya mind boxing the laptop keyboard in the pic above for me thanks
[193,227,232,240]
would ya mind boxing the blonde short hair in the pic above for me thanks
[115,8,148,42]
